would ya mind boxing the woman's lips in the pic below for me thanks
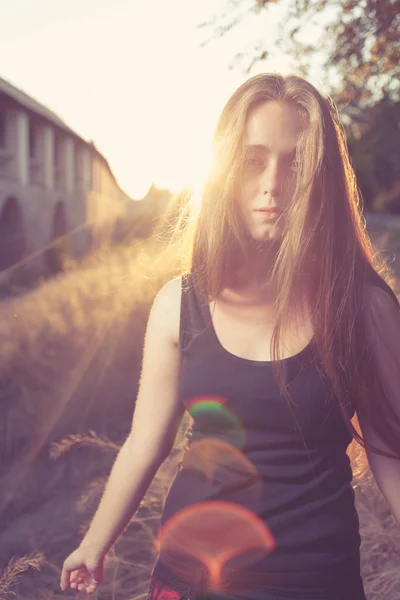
[253,208,281,220]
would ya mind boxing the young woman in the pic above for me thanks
[60,73,400,600]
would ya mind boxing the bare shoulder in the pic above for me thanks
[154,276,182,310]
[149,276,182,346]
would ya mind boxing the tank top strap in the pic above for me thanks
[179,272,210,351]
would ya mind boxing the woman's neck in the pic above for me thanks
[228,240,280,301]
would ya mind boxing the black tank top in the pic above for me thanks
[154,273,362,594]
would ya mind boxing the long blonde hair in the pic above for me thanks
[165,73,400,476]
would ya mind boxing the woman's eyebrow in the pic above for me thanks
[245,144,268,153]
[244,144,296,156]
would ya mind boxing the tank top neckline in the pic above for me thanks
[192,276,315,368]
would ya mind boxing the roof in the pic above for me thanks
[0,75,132,200]
[0,75,78,138]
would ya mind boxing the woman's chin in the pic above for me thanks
[251,231,282,247]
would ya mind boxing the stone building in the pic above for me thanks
[0,76,132,278]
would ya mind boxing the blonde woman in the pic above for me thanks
[60,74,400,600]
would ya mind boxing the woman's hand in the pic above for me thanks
[60,547,104,595]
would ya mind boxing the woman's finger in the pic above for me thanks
[86,582,98,594]
[60,568,72,591]
[77,582,92,595]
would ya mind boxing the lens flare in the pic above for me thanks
[186,396,245,449]
[156,501,276,591]
[183,438,261,500]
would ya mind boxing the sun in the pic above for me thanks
[116,120,214,201]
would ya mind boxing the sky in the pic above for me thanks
[1,0,331,199]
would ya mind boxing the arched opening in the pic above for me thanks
[0,197,26,271]
[46,201,70,273]
[53,201,67,238]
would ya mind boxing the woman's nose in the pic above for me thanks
[260,162,281,197]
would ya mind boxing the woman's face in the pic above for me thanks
[237,101,304,244]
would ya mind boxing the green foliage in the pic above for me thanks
[254,0,399,105]
[201,0,399,106]
[331,0,399,105]
[347,96,400,212]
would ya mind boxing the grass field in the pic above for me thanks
[0,222,399,600]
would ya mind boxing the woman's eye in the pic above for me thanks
[289,160,300,172]
[244,157,263,169]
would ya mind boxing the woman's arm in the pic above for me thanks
[78,276,184,560]
[358,284,400,527]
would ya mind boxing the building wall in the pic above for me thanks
[0,99,130,279]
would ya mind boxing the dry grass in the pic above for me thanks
[0,228,399,599]
[0,235,181,598]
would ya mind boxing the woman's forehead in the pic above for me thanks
[243,101,304,150]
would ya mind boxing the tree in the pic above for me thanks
[347,95,400,212]
[199,0,400,108]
